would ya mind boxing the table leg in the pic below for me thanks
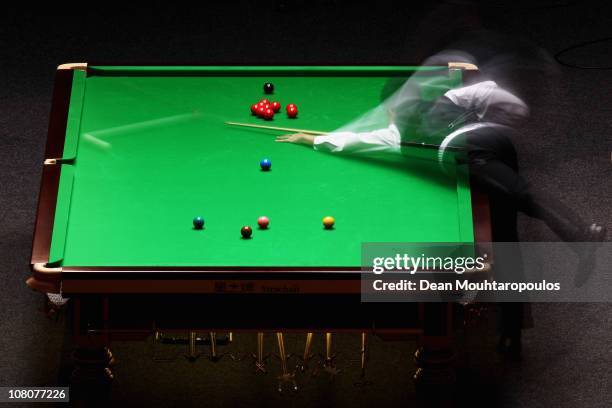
[70,345,114,404]
[353,332,372,387]
[317,332,340,378]
[185,331,201,362]
[296,332,314,373]
[414,303,456,405]
[276,332,297,392]
[253,332,269,373]
[70,297,114,399]
[207,332,220,362]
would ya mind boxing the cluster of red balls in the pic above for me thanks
[250,99,298,120]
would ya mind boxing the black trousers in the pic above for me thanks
[464,127,588,335]
[426,95,588,242]
[467,126,587,243]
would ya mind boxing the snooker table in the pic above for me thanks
[28,63,491,394]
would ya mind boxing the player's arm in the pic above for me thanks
[276,123,401,154]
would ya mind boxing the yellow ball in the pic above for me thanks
[322,216,335,229]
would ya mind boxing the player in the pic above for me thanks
[277,78,607,358]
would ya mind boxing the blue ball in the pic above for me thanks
[260,158,272,171]
[193,216,205,229]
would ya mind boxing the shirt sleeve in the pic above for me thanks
[313,124,401,154]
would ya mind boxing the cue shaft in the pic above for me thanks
[225,121,464,151]
[225,121,326,135]
[400,141,464,152]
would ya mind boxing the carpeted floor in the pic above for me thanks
[1,1,611,406]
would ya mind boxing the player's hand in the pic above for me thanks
[275,133,315,146]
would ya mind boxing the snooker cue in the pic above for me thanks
[225,121,464,152]
[225,121,326,135]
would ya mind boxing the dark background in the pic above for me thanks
[1,1,611,406]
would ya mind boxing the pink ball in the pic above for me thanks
[257,216,269,229]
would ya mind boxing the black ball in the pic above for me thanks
[241,226,253,239]
[263,82,274,94]
[193,216,205,230]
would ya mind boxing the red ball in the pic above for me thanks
[241,226,253,239]
[286,103,296,110]
[260,99,270,105]
[257,216,269,229]
[271,101,281,112]
[257,105,267,117]
[263,108,274,120]
[251,103,259,115]
[286,104,298,118]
